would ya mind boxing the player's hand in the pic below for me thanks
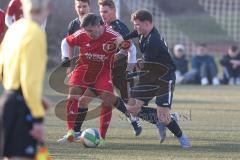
[30,123,45,143]
[61,57,71,67]
[119,40,131,50]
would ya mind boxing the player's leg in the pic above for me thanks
[95,73,115,141]
[155,80,191,148]
[112,70,142,136]
[74,88,96,135]
[98,93,113,140]
[58,86,85,143]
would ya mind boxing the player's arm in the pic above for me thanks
[20,30,47,122]
[123,30,139,40]
[127,43,137,71]
[61,38,74,61]
[114,36,130,62]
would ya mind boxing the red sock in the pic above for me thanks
[66,98,78,130]
[99,105,112,139]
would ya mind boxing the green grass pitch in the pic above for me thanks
[44,83,240,160]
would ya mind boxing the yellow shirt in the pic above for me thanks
[0,19,47,119]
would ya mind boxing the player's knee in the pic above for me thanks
[158,117,170,126]
[101,93,116,106]
[69,86,83,96]
[157,107,171,125]
[78,96,91,107]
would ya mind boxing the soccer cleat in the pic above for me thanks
[131,118,142,136]
[57,130,81,144]
[201,77,209,85]
[127,114,142,136]
[178,134,192,149]
[98,138,106,147]
[156,121,166,143]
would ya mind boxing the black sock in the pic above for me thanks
[138,107,158,124]
[167,118,183,138]
[74,108,88,132]
[115,97,130,117]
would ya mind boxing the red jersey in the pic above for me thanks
[66,26,120,83]
[0,9,5,35]
[6,0,23,21]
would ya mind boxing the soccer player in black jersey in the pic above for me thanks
[124,9,191,148]
[98,0,142,136]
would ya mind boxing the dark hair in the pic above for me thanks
[98,0,115,9]
[76,0,90,5]
[131,9,152,23]
[81,13,104,28]
[230,45,238,52]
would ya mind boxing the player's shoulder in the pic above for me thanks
[105,26,121,37]
[112,19,128,28]
[69,18,80,27]
[71,29,86,38]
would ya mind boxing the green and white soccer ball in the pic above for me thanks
[80,128,100,148]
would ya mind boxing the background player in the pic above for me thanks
[5,0,47,29]
[5,0,23,27]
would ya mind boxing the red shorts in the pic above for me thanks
[69,66,113,94]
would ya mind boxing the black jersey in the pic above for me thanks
[68,18,81,35]
[124,28,176,72]
[109,19,130,37]
[109,19,131,69]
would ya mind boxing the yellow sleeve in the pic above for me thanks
[20,31,47,119]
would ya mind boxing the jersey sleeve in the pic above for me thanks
[66,31,83,47]
[123,30,139,40]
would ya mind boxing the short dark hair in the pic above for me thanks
[76,0,90,5]
[131,9,152,23]
[98,0,115,9]
[81,13,104,28]
[230,45,238,52]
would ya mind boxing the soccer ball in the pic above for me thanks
[80,128,100,148]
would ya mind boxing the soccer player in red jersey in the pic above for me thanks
[5,0,23,27]
[0,9,6,43]
[58,13,127,144]
[5,0,47,29]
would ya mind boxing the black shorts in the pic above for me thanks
[130,71,176,108]
[0,90,37,158]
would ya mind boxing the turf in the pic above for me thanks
[44,84,240,160]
